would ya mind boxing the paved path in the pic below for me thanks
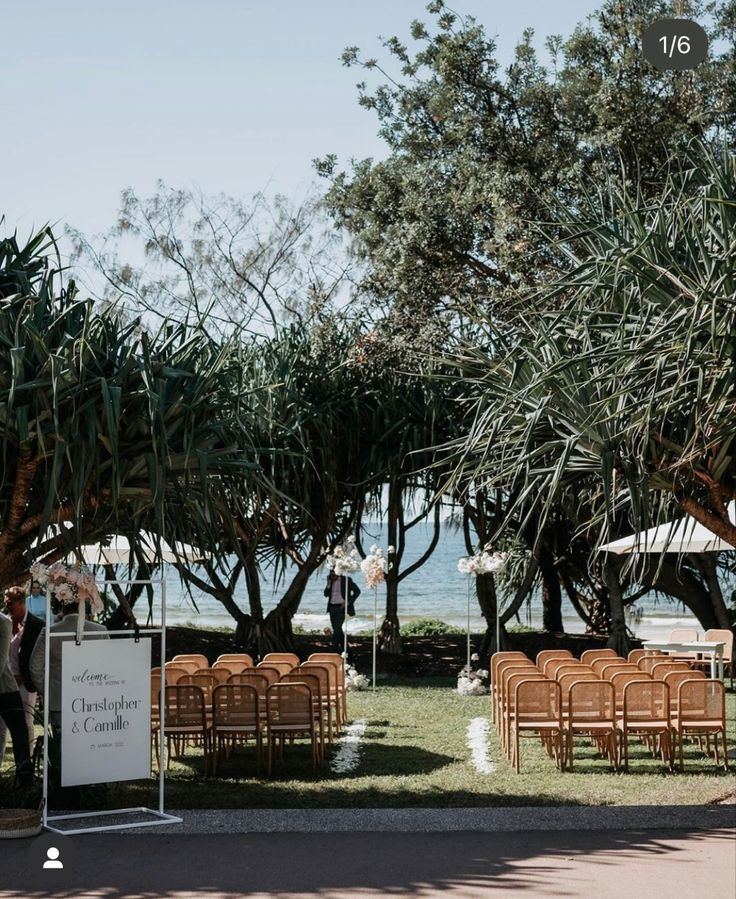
[1,828,735,898]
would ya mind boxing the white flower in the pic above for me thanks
[458,550,509,578]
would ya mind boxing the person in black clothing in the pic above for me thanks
[324,572,360,652]
[0,610,34,787]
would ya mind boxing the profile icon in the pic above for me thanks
[43,847,63,869]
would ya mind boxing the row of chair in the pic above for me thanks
[492,650,729,773]
[152,652,348,775]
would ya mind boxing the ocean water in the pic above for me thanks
[129,522,708,643]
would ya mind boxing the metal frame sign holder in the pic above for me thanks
[42,578,182,835]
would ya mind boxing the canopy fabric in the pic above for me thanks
[600,502,735,555]
[77,532,204,566]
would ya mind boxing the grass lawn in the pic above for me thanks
[4,677,732,811]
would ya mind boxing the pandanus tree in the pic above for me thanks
[447,143,736,653]
[174,319,387,654]
[0,227,263,592]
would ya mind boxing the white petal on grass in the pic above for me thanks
[467,716,496,774]
[330,718,368,774]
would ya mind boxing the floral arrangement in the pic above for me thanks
[30,560,103,615]
[457,656,490,696]
[345,665,370,691]
[325,537,361,576]
[360,544,394,589]
[457,548,509,577]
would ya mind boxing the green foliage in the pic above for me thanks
[0,227,262,587]
[318,0,736,330]
[402,617,464,636]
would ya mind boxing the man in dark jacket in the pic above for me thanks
[0,586,43,768]
[324,572,360,652]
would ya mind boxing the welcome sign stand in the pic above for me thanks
[43,579,182,835]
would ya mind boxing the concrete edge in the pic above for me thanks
[115,805,736,834]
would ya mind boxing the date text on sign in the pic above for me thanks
[643,19,708,71]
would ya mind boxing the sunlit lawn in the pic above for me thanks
[2,679,733,810]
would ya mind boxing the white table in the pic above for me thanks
[642,641,725,679]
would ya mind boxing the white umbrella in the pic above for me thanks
[77,532,205,566]
[600,502,735,555]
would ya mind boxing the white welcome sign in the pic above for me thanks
[61,638,152,787]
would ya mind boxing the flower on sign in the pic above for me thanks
[30,561,103,615]
[326,537,361,576]
[360,544,393,589]
[457,549,509,577]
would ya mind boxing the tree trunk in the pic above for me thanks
[538,546,563,633]
[476,572,497,662]
[379,478,403,654]
[603,559,631,657]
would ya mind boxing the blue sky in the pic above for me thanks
[3,1,597,239]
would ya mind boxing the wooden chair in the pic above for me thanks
[294,664,334,742]
[212,683,262,775]
[599,662,640,680]
[558,672,599,720]
[163,684,212,773]
[263,652,300,667]
[638,655,670,674]
[610,672,652,716]
[663,670,706,714]
[580,649,618,665]
[669,628,699,642]
[257,660,294,677]
[172,653,209,669]
[266,682,319,775]
[227,671,271,719]
[627,649,660,665]
[163,663,192,683]
[302,661,341,735]
[690,629,734,687]
[282,672,326,760]
[535,650,572,668]
[151,671,161,762]
[509,680,563,773]
[216,653,254,668]
[552,664,589,682]
[200,666,232,684]
[651,661,691,680]
[502,671,546,757]
[492,658,534,725]
[254,665,285,685]
[543,658,584,679]
[309,654,347,725]
[672,679,729,771]
[495,662,536,732]
[178,673,217,706]
[617,681,672,771]
[566,680,616,770]
[213,659,251,675]
[490,653,529,724]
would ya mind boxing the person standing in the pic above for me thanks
[0,610,34,787]
[324,571,360,653]
[0,587,43,766]
[26,580,47,619]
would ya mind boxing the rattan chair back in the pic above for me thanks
[536,650,572,668]
[216,653,254,668]
[263,652,300,667]
[580,649,618,665]
[163,664,191,683]
[253,666,283,686]
[651,661,691,680]
[178,673,217,705]
[172,653,208,669]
